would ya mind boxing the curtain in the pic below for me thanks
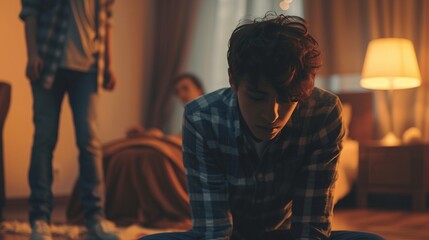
[0,82,11,213]
[304,0,429,140]
[144,0,200,129]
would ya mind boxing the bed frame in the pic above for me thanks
[337,91,374,142]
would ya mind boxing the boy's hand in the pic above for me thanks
[26,55,43,82]
[103,69,117,91]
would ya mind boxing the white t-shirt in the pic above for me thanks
[246,134,270,160]
[60,0,98,72]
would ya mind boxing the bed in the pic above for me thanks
[66,91,374,226]
[66,130,192,229]
[334,91,374,204]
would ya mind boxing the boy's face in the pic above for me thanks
[230,77,298,141]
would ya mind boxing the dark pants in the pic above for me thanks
[140,230,384,240]
[29,69,104,226]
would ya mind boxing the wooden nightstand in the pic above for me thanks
[357,142,429,211]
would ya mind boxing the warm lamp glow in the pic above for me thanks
[361,38,421,146]
[361,38,421,90]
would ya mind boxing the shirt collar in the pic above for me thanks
[225,90,242,140]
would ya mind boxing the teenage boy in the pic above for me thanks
[142,14,383,240]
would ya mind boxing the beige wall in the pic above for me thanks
[0,1,152,198]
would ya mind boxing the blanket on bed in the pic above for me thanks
[66,135,191,230]
[66,132,358,229]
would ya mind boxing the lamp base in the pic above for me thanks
[381,132,401,146]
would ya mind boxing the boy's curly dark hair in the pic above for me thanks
[227,13,321,100]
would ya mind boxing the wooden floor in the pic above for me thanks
[1,197,429,240]
[1,197,69,240]
[332,209,429,240]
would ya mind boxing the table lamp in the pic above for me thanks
[360,38,421,145]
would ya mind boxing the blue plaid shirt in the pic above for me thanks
[183,87,344,240]
[20,0,114,89]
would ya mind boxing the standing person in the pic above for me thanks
[141,14,383,240]
[20,0,119,239]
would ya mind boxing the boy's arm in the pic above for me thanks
[20,0,42,21]
[103,0,116,90]
[103,24,116,90]
[291,97,344,240]
[182,111,232,240]
[20,0,43,82]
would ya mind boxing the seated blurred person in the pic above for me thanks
[125,73,204,140]
[87,74,205,225]
[68,73,205,228]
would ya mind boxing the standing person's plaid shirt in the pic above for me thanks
[183,87,344,240]
[19,0,114,89]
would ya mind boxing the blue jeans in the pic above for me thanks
[140,230,384,240]
[29,69,104,226]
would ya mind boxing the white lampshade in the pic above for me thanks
[360,38,421,90]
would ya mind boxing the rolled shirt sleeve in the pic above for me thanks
[105,0,114,27]
[291,97,345,239]
[182,108,233,240]
[19,0,42,20]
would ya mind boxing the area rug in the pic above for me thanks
[0,220,183,239]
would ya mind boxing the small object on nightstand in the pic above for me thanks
[402,127,423,145]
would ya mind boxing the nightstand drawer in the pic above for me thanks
[357,143,429,211]
[366,148,416,186]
